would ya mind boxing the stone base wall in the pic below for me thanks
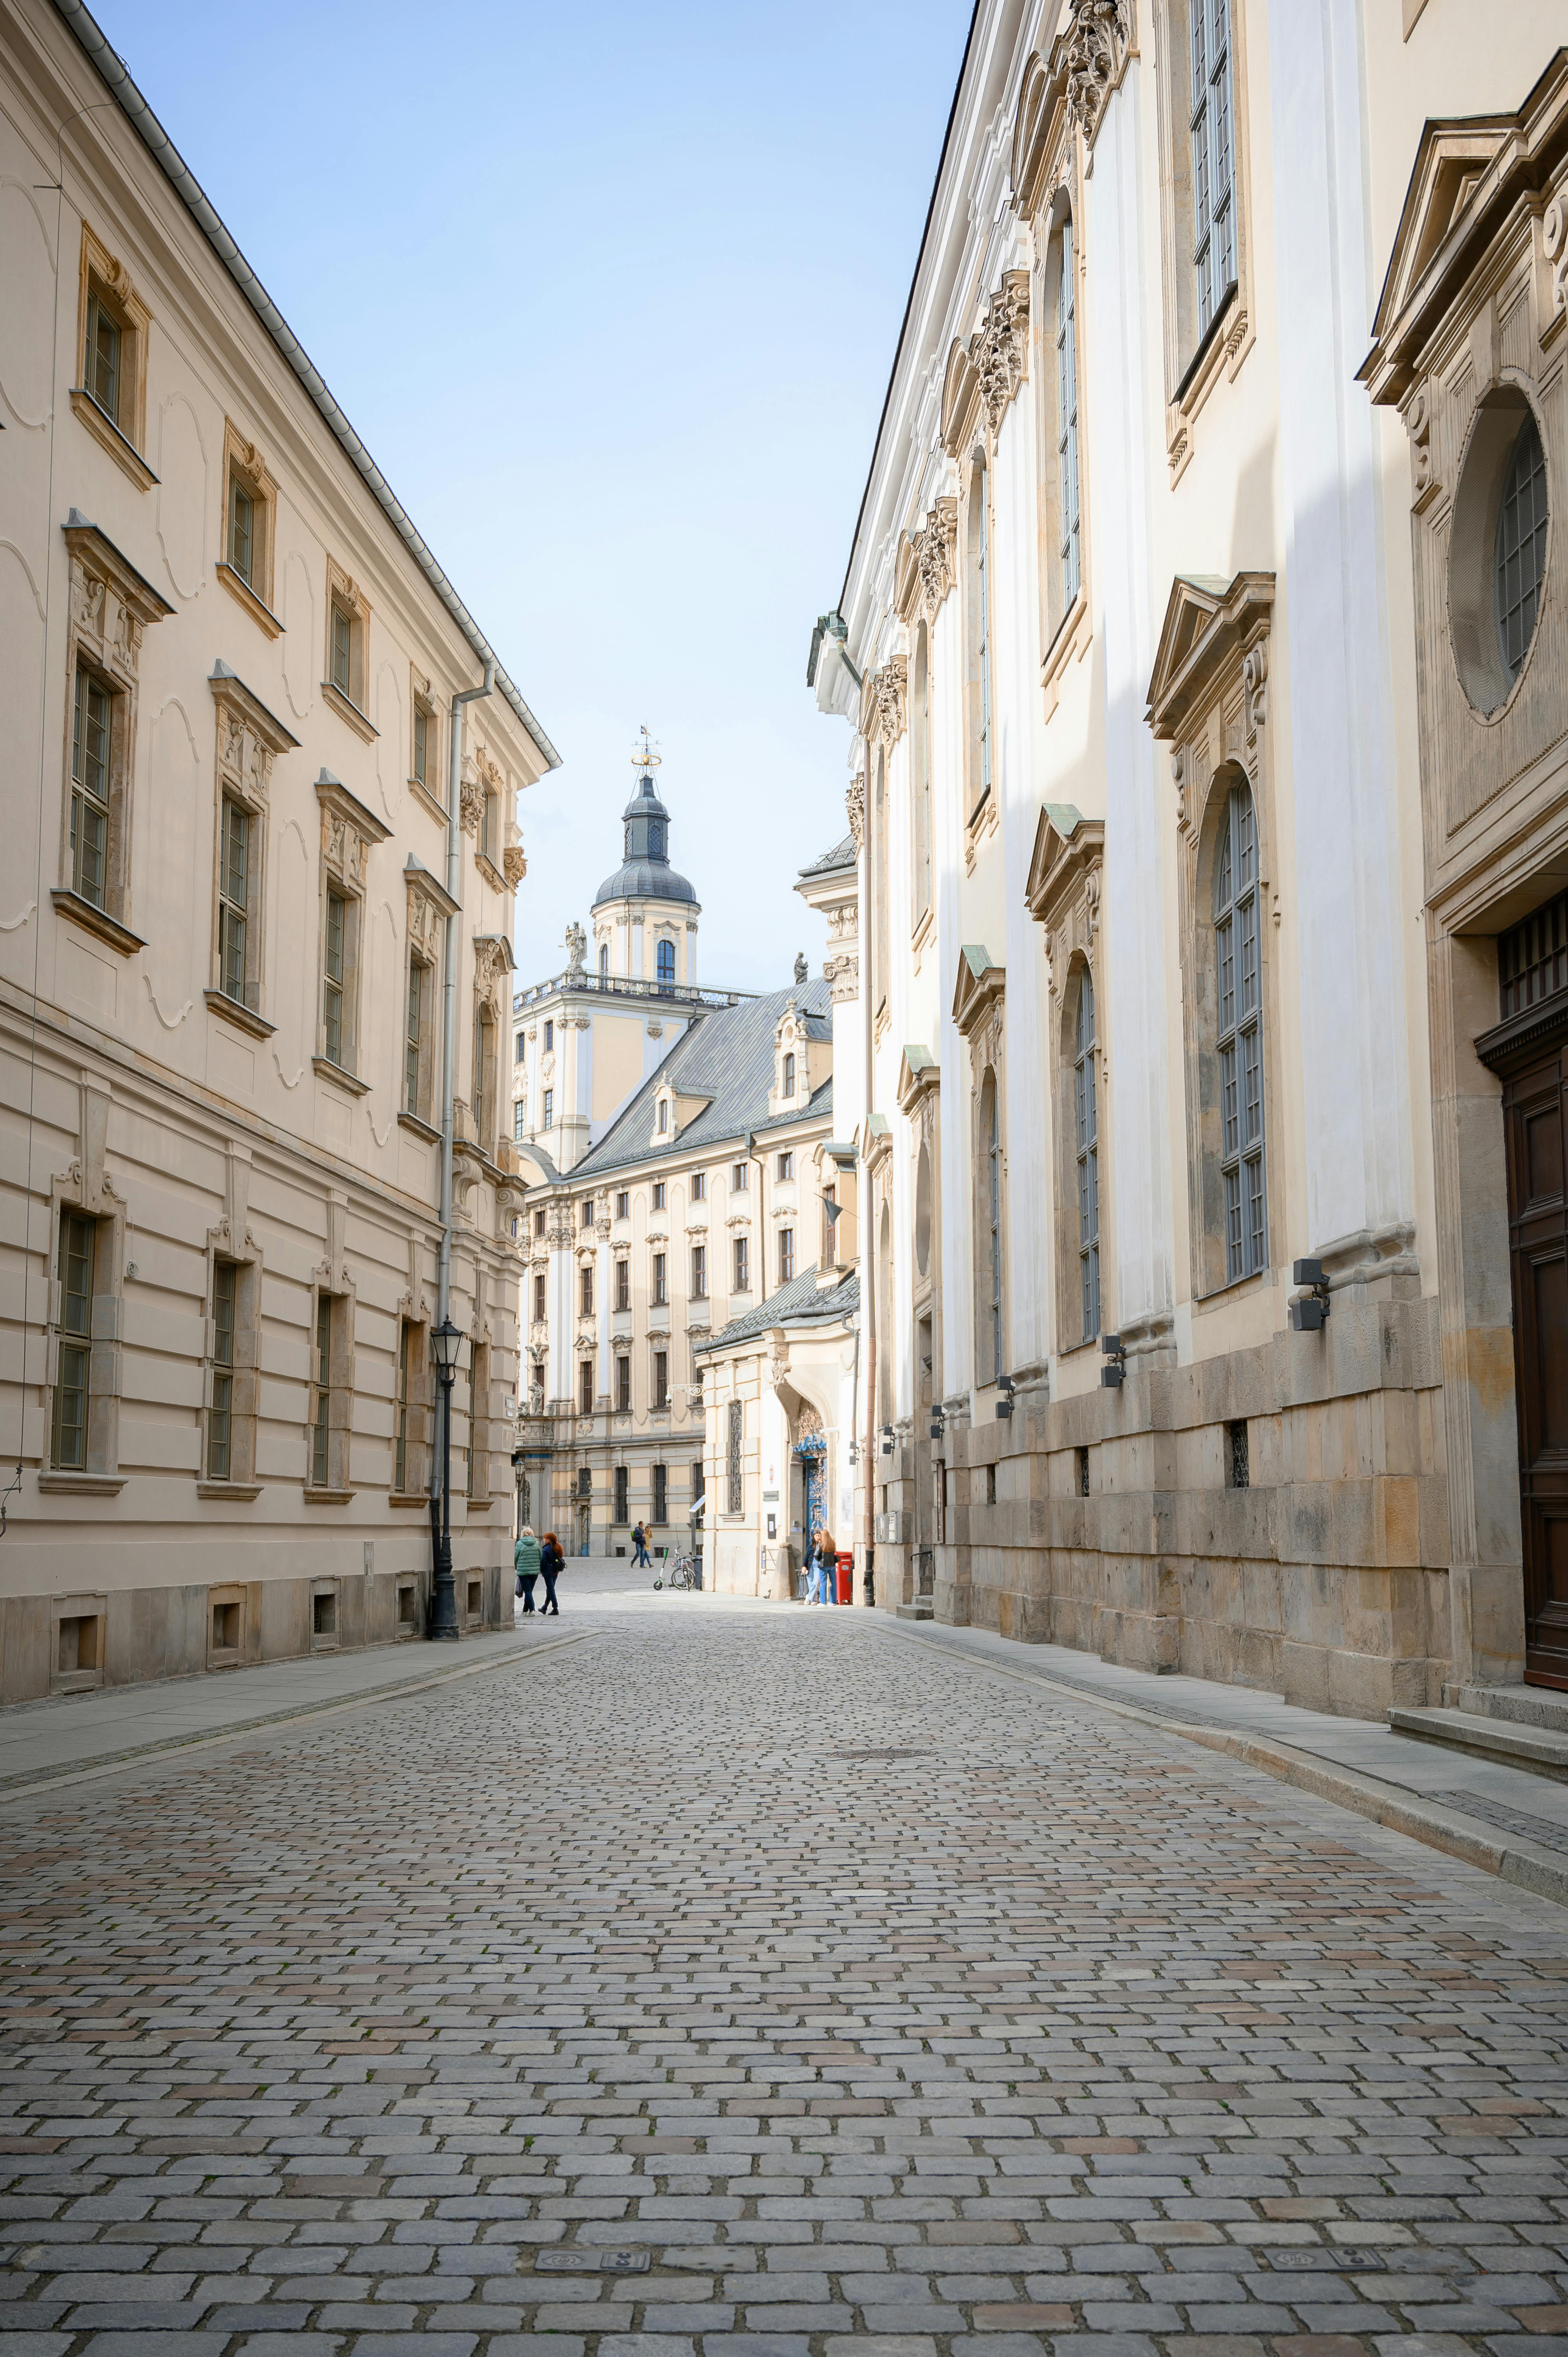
[0,1561,514,1707]
[875,1285,1452,1721]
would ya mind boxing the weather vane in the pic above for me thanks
[632,722,661,772]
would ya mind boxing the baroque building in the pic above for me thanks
[511,765,863,1569]
[0,0,553,1698]
[812,0,1567,1718]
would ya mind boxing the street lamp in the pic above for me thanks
[428,1314,468,1641]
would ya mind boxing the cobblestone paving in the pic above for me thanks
[3,1601,1568,2357]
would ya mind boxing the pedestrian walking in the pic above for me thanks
[539,1530,563,1616]
[817,1524,837,1607]
[514,1523,541,1616]
[632,1520,651,1569]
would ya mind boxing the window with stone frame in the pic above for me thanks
[692,1170,706,1200]
[911,620,933,926]
[614,1463,629,1521]
[1213,780,1266,1282]
[1152,0,1254,479]
[614,1256,631,1312]
[652,1251,667,1307]
[201,1249,261,1493]
[73,226,152,485]
[873,744,889,1014]
[322,560,372,733]
[578,1356,595,1415]
[314,776,388,1083]
[218,424,279,632]
[580,1262,594,1316]
[653,1348,669,1410]
[726,1396,743,1514]
[778,1227,795,1287]
[207,670,293,1030]
[392,1315,430,1498]
[733,1233,750,1293]
[410,675,440,809]
[652,1462,668,1522]
[402,868,447,1125]
[1025,805,1106,1354]
[1072,966,1101,1343]
[50,1209,99,1473]
[57,519,171,952]
[468,1338,491,1498]
[690,1243,707,1299]
[657,936,676,985]
[980,1070,1003,1383]
[405,952,431,1118]
[616,1353,632,1413]
[965,458,992,819]
[533,1271,547,1324]
[306,1286,353,1497]
[472,1002,497,1152]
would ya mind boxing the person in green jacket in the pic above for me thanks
[514,1525,542,1615]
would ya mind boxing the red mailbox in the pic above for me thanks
[835,1551,854,1605]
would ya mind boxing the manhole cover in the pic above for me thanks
[827,1748,933,1761]
[530,2249,651,2275]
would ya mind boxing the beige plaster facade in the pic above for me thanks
[0,0,555,1698]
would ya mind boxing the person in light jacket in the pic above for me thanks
[514,1525,541,1615]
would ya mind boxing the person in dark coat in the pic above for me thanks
[538,1530,563,1616]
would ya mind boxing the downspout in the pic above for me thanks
[437,660,494,1332]
[862,763,877,1606]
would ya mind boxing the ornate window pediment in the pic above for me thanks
[1146,571,1274,747]
[1025,804,1104,1003]
[951,943,1005,1040]
[940,272,1031,459]
[896,1044,940,1117]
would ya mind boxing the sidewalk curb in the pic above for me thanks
[0,1630,593,1803]
[877,1620,1568,1911]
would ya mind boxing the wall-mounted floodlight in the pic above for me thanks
[995,1373,1015,1421]
[1290,1259,1332,1332]
[1101,1333,1126,1389]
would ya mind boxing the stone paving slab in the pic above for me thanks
[0,1598,1565,2357]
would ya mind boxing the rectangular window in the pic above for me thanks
[466,1340,489,1498]
[218,798,250,1003]
[208,1259,237,1481]
[86,290,122,422]
[535,1208,546,1237]
[394,1316,414,1493]
[413,703,429,792]
[543,1088,554,1131]
[579,1358,594,1414]
[404,960,425,1116]
[544,1019,554,1052]
[692,1170,706,1201]
[581,1198,594,1227]
[727,1396,743,1514]
[323,888,347,1067]
[614,1465,629,1521]
[1057,218,1081,606]
[691,1244,707,1299]
[614,1258,630,1312]
[733,1234,749,1292]
[513,1099,525,1141]
[472,1005,494,1147]
[616,1353,631,1413]
[533,1271,547,1323]
[653,1180,666,1210]
[732,1162,749,1191]
[777,1151,793,1180]
[652,1462,667,1523]
[330,601,353,696]
[652,1251,667,1306]
[515,1031,526,1064]
[480,792,497,866]
[580,1263,594,1316]
[309,1293,334,1490]
[227,473,254,586]
[691,1459,705,1506]
[70,664,112,908]
[616,1190,630,1219]
[1191,0,1236,336]
[653,1349,669,1410]
[778,1227,795,1286]
[51,1210,96,1470]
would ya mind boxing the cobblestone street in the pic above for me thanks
[3,1595,1568,2357]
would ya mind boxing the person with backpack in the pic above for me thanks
[632,1520,651,1570]
[538,1530,563,1616]
[514,1524,541,1615]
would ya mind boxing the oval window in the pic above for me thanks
[1448,390,1550,716]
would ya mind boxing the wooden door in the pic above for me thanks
[1504,1044,1568,1686]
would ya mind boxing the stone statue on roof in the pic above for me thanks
[794,950,808,985]
[564,920,587,973]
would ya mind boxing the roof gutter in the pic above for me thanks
[49,0,561,774]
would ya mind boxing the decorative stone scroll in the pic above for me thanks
[976,271,1030,437]
[912,497,958,619]
[1061,0,1134,145]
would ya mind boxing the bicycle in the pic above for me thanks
[654,1551,701,1592]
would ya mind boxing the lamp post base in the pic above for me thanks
[428,1534,461,1641]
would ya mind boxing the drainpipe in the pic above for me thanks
[437,661,494,1330]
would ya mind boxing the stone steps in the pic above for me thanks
[1443,1681,1568,1733]
[1389,1703,1568,1782]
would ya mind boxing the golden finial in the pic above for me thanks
[632,723,661,772]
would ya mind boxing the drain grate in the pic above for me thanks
[1424,1789,1568,1857]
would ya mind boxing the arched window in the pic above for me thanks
[657,937,675,986]
[1213,781,1265,1281]
[599,942,609,978]
[1055,214,1081,606]
[1073,967,1100,1343]
[912,622,932,923]
[782,1051,795,1097]
[1192,0,1236,335]
[1496,410,1548,683]
[980,1069,1002,1382]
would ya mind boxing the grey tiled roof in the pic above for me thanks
[798,832,856,879]
[570,978,834,1180]
[698,1266,860,1354]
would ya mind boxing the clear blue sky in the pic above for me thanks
[90,0,970,992]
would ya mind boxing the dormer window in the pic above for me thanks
[657,1099,669,1133]
[782,1051,795,1097]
